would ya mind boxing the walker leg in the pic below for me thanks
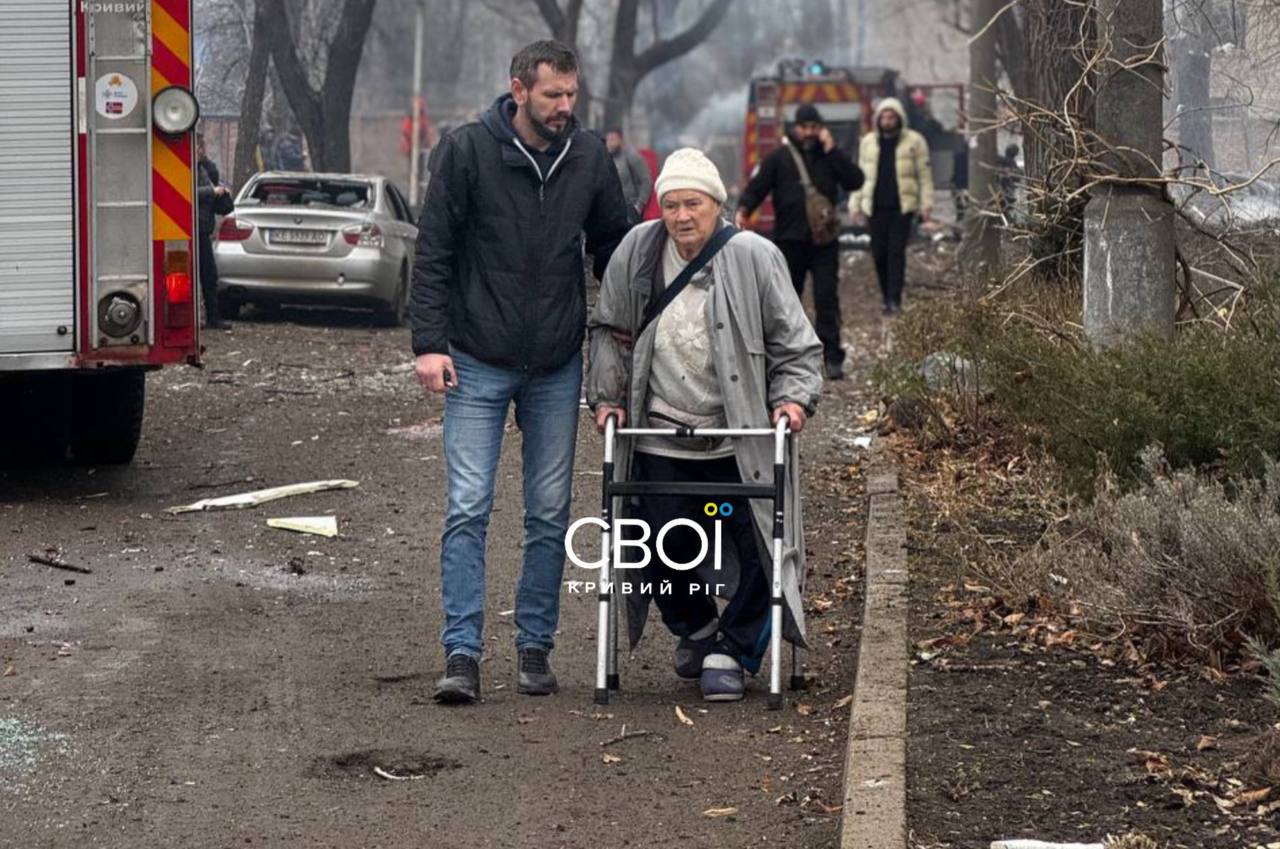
[768,533,784,711]
[596,423,617,705]
[607,578,620,691]
[767,435,787,711]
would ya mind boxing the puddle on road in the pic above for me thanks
[310,748,461,782]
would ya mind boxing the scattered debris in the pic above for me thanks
[702,806,738,818]
[166,480,359,514]
[372,766,427,781]
[600,726,656,747]
[675,706,694,727]
[602,753,623,764]
[28,554,92,575]
[266,516,339,538]
[990,842,1103,849]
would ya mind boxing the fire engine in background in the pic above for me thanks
[1,0,201,465]
[740,59,965,235]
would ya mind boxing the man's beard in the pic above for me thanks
[800,137,820,152]
[530,109,570,144]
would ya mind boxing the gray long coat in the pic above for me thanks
[585,219,823,649]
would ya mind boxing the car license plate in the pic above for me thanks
[271,228,328,245]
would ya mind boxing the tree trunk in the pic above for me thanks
[233,0,271,187]
[263,0,376,173]
[962,0,1001,288]
[602,0,731,133]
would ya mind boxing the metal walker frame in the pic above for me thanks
[594,414,802,710]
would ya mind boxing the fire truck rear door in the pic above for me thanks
[0,1,77,355]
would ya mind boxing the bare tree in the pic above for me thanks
[262,0,377,172]
[233,0,272,186]
[602,0,732,130]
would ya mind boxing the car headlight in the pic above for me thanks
[153,86,199,135]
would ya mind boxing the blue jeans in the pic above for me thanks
[439,347,582,660]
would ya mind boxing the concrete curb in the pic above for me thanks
[840,447,908,849]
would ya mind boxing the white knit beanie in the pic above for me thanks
[655,148,727,204]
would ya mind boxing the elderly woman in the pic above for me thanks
[586,148,823,701]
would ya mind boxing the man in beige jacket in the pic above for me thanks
[849,97,933,313]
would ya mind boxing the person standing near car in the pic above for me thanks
[410,40,631,705]
[849,98,934,314]
[196,132,230,330]
[734,104,863,380]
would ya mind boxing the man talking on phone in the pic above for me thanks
[410,40,631,704]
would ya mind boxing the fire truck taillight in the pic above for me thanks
[164,248,194,329]
[153,86,200,136]
[217,217,253,241]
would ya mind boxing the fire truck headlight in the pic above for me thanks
[153,87,199,136]
[99,293,143,338]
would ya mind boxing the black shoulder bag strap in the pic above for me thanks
[636,225,737,340]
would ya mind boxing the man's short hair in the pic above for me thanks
[606,127,623,137]
[510,40,578,89]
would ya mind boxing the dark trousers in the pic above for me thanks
[777,240,842,365]
[631,452,770,671]
[197,231,221,325]
[869,211,915,308]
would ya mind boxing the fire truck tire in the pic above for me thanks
[0,374,71,466]
[69,369,146,465]
[217,292,243,320]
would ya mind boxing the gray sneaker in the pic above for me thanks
[517,648,559,695]
[433,653,480,705]
[674,635,716,680]
[699,653,745,702]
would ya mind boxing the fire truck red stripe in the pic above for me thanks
[153,0,189,32]
[152,37,188,89]
[153,173,192,238]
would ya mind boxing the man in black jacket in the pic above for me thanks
[410,40,631,705]
[735,104,863,379]
[195,133,230,330]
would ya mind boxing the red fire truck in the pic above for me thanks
[741,61,965,235]
[1,0,201,464]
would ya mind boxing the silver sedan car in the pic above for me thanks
[214,172,418,324]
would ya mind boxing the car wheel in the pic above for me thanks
[377,265,410,327]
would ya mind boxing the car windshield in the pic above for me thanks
[244,178,372,209]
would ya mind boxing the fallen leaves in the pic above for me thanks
[833,695,854,710]
[1196,735,1219,752]
[2,665,14,677]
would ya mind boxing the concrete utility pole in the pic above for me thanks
[408,3,425,208]
[962,0,1001,288]
[1083,0,1175,346]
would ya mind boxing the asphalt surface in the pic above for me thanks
[1,270,880,849]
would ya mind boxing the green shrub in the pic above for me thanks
[880,289,1280,493]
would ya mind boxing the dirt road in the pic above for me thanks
[1,267,882,849]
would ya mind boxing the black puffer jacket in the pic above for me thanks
[410,94,631,371]
[737,133,863,244]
